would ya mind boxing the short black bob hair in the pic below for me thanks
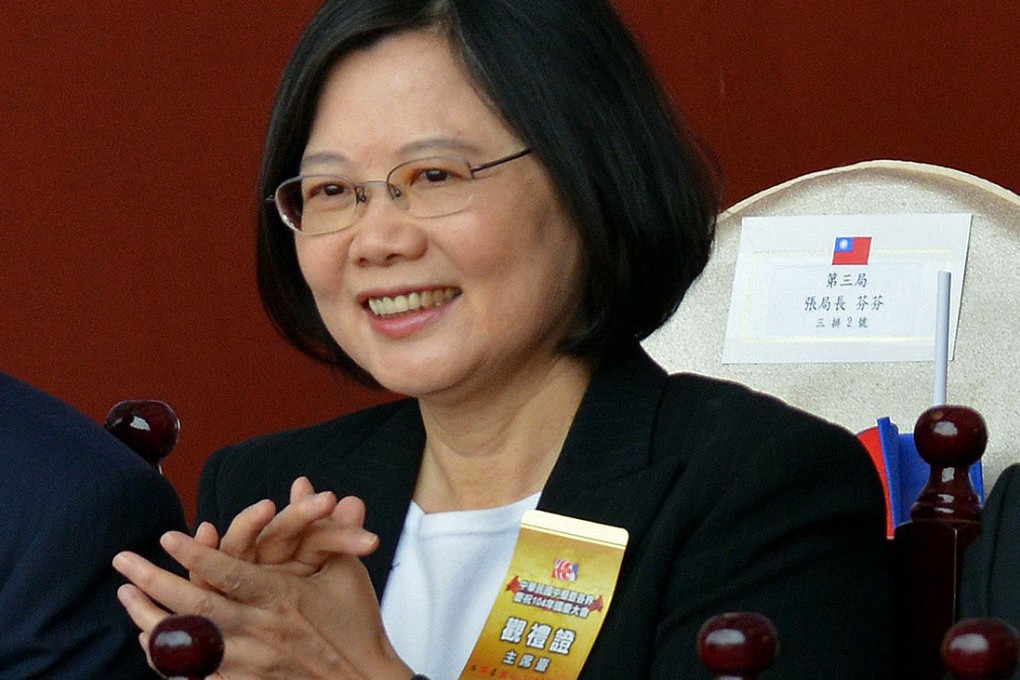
[257,0,720,386]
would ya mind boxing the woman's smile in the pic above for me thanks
[362,286,462,340]
[364,287,461,318]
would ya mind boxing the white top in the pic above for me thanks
[380,493,541,680]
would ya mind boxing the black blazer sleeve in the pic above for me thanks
[652,410,892,678]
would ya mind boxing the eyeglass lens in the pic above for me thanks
[277,156,478,234]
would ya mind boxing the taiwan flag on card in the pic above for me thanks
[832,236,872,265]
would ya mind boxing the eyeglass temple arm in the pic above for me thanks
[470,148,531,173]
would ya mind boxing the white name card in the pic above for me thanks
[721,213,971,364]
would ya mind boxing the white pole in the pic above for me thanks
[932,270,951,406]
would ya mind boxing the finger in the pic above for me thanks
[255,525,377,577]
[137,631,155,670]
[115,543,248,622]
[190,522,221,589]
[290,475,317,505]
[254,491,337,565]
[194,521,220,549]
[115,581,170,633]
[220,499,277,561]
[160,531,282,607]
[290,524,379,565]
[275,496,374,574]
[332,495,368,528]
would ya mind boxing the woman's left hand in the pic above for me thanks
[196,477,379,578]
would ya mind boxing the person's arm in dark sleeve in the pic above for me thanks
[0,465,188,679]
[962,465,1020,625]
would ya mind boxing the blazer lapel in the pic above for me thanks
[538,344,671,539]
[305,399,426,598]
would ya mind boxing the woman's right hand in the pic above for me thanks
[115,525,412,680]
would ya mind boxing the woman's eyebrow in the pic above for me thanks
[300,150,349,171]
[299,137,487,171]
[396,137,483,158]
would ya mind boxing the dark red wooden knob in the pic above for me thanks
[943,617,1019,680]
[104,399,180,469]
[149,614,224,680]
[911,405,985,522]
[913,405,987,468]
[698,612,779,679]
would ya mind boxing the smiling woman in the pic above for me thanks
[111,1,894,679]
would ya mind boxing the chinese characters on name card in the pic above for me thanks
[722,213,971,364]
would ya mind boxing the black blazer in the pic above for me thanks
[199,345,893,678]
[961,463,1020,680]
[0,372,188,679]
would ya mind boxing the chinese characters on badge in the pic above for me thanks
[460,511,627,680]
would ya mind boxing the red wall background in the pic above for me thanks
[3,2,1017,525]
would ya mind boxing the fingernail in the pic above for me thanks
[160,531,184,551]
[112,552,134,571]
[250,499,273,515]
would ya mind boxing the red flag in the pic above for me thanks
[832,236,872,265]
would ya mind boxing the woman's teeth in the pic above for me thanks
[367,288,459,317]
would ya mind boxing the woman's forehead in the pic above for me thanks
[304,31,515,167]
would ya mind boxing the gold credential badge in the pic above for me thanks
[460,510,628,680]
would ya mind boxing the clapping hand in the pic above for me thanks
[113,478,411,680]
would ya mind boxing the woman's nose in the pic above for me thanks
[346,184,427,267]
[352,180,402,208]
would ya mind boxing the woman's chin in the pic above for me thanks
[362,359,464,400]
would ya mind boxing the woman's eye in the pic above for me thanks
[306,181,350,201]
[407,165,470,190]
[419,168,451,183]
